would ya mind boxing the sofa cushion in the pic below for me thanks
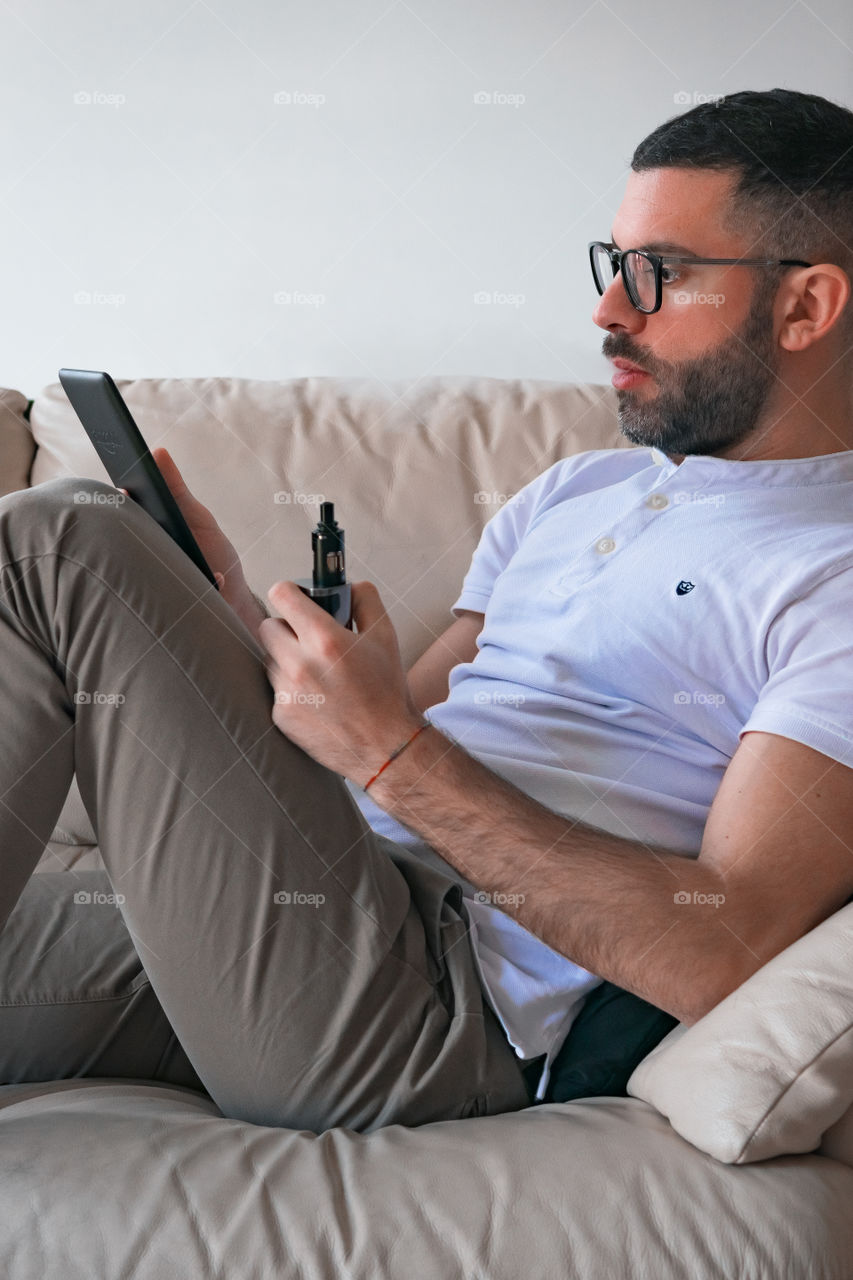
[25,374,625,862]
[627,900,853,1165]
[0,390,34,497]
[0,1080,851,1279]
[27,374,625,670]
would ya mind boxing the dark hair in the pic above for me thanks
[631,89,853,277]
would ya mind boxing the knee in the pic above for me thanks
[0,477,130,553]
[36,476,123,511]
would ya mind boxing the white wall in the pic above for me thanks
[2,0,851,396]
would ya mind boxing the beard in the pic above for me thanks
[602,277,780,458]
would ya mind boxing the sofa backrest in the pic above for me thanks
[13,375,625,667]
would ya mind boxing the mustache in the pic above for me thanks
[602,333,666,377]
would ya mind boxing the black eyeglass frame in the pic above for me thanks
[588,241,813,315]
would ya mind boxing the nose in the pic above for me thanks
[592,274,647,335]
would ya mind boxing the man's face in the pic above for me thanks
[592,168,781,459]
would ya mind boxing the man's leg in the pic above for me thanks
[0,477,530,1132]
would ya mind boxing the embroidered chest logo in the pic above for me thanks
[676,580,695,596]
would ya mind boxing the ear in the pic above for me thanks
[777,263,851,353]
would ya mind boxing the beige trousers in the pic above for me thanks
[0,477,530,1133]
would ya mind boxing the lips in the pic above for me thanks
[610,357,652,391]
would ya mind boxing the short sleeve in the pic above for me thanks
[739,566,853,769]
[451,495,532,615]
[450,458,578,617]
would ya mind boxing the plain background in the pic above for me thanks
[1,0,851,397]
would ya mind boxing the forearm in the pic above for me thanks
[369,724,759,1024]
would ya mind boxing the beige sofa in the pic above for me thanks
[0,374,852,1279]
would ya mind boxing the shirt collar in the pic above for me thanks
[649,446,853,489]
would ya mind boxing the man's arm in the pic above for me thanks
[406,610,484,714]
[258,580,853,1026]
[368,724,853,1025]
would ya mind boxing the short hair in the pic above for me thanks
[631,89,853,281]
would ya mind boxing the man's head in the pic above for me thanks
[593,89,853,460]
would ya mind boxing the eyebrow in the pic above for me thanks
[610,235,698,256]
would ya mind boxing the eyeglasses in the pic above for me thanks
[588,241,812,315]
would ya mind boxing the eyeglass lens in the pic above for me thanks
[591,245,657,312]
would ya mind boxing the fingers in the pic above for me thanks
[152,447,187,497]
[152,446,208,521]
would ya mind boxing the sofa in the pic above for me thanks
[0,373,852,1279]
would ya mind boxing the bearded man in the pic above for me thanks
[0,88,850,1129]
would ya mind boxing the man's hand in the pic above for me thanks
[258,579,424,787]
[151,447,268,642]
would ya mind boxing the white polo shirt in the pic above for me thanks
[350,444,853,1099]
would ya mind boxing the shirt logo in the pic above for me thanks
[676,580,695,596]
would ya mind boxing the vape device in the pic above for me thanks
[296,502,353,629]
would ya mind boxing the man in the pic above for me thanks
[0,88,851,1131]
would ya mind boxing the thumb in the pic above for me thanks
[350,580,390,635]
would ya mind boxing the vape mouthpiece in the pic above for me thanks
[319,502,338,531]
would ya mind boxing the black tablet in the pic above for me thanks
[58,369,219,590]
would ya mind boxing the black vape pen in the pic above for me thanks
[296,502,353,629]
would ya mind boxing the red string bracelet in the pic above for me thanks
[363,722,430,791]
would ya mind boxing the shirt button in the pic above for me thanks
[595,537,616,554]
[646,493,669,510]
